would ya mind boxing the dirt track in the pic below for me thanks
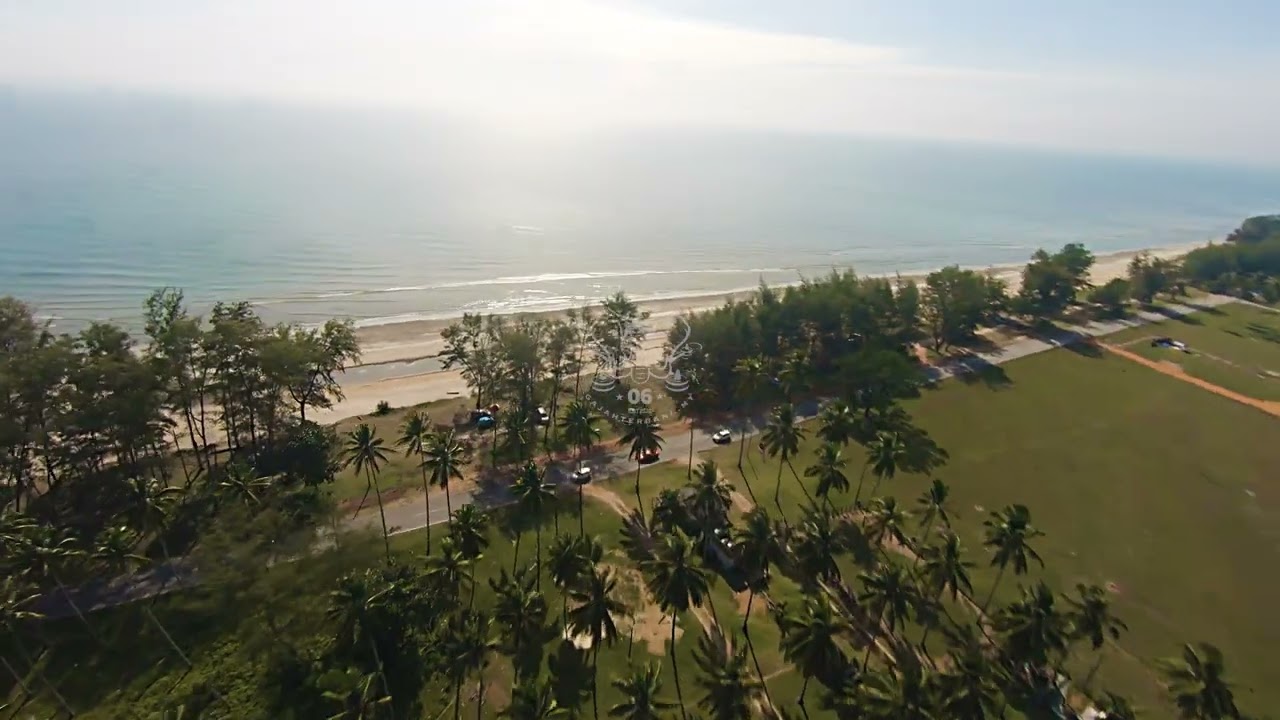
[1099,341,1280,418]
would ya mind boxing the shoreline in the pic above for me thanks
[316,242,1200,424]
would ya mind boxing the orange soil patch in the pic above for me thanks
[1099,341,1280,418]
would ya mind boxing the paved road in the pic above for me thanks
[42,294,1237,616]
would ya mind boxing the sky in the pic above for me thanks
[2,0,1278,163]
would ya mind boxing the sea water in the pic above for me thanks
[3,91,1278,333]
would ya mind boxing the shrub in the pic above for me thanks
[372,400,393,416]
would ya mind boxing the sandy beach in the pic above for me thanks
[313,243,1200,424]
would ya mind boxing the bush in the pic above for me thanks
[372,400,393,416]
[1088,278,1130,317]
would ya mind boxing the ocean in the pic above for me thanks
[3,91,1279,334]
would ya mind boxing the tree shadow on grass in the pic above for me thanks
[547,640,592,716]
[950,353,1014,389]
[1246,322,1280,345]
[1139,302,1204,324]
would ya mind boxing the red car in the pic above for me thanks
[639,448,661,464]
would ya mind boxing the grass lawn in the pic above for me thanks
[699,347,1280,716]
[1106,302,1280,401]
[330,396,476,502]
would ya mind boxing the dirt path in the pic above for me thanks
[1100,341,1280,418]
[580,483,633,516]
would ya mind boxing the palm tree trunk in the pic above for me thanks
[444,476,453,526]
[773,462,785,514]
[535,525,543,592]
[862,606,885,672]
[591,645,601,720]
[982,564,1007,614]
[798,674,809,707]
[53,574,102,648]
[513,531,522,574]
[578,485,585,537]
[741,589,753,634]
[4,645,74,718]
[687,424,694,479]
[634,462,643,511]
[368,469,391,562]
[475,666,485,720]
[453,673,463,720]
[788,460,813,502]
[669,615,688,720]
[419,459,432,554]
[744,628,775,712]
[853,465,869,506]
[144,605,193,668]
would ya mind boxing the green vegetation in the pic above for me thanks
[6,215,1279,720]
[1182,215,1280,302]
[1107,302,1280,400]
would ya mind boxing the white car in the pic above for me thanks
[569,464,592,484]
[711,428,732,444]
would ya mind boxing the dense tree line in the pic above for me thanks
[1181,215,1280,302]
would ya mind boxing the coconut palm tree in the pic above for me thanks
[760,404,806,511]
[857,563,919,671]
[619,410,663,509]
[733,507,782,634]
[863,431,907,502]
[1067,582,1128,689]
[817,400,857,447]
[981,504,1044,612]
[93,525,196,669]
[913,478,952,551]
[642,533,710,720]
[426,536,473,603]
[1156,643,1241,719]
[326,573,394,703]
[917,532,974,649]
[561,400,602,535]
[732,355,768,475]
[450,505,490,561]
[548,533,592,629]
[804,443,848,508]
[216,462,270,506]
[686,461,732,533]
[609,662,677,720]
[0,577,75,717]
[424,430,468,531]
[993,581,1069,670]
[131,477,184,565]
[17,525,101,645]
[318,666,392,720]
[489,564,548,673]
[443,612,498,720]
[1095,691,1141,720]
[792,503,847,585]
[692,625,762,720]
[395,410,434,553]
[865,495,912,551]
[511,461,557,587]
[568,568,628,720]
[935,633,1004,719]
[859,665,936,720]
[502,675,563,720]
[342,423,392,561]
[778,594,849,707]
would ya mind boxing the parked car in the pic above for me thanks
[1151,337,1191,353]
[711,428,732,444]
[639,448,661,464]
[536,406,552,425]
[569,464,592,484]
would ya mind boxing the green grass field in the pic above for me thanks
[698,347,1280,716]
[1106,302,1280,401]
[18,338,1280,718]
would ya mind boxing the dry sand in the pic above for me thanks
[315,244,1198,424]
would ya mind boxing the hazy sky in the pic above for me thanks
[2,0,1277,163]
